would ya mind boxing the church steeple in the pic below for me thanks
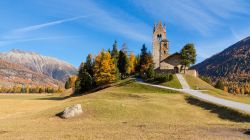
[152,21,168,69]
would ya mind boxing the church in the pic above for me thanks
[152,21,197,77]
[152,21,182,73]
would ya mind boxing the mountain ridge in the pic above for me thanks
[192,36,250,94]
[0,49,77,82]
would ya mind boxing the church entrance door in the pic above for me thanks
[174,67,179,73]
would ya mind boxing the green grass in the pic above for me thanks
[160,74,182,89]
[0,81,250,139]
[118,81,178,94]
[183,74,214,90]
[183,74,250,104]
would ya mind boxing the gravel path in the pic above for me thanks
[137,74,250,113]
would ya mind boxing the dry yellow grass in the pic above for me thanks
[0,82,250,140]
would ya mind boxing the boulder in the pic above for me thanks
[61,104,83,119]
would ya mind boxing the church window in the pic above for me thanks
[157,34,162,42]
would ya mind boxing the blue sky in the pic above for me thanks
[0,0,249,67]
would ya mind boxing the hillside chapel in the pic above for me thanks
[152,21,182,73]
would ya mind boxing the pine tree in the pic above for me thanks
[75,62,93,94]
[118,50,129,78]
[111,40,119,59]
[93,50,117,85]
[84,54,93,76]
[180,43,196,73]
[139,44,153,77]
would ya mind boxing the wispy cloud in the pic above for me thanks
[0,36,81,47]
[132,0,250,36]
[48,0,152,42]
[12,15,89,34]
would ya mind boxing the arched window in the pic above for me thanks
[157,34,162,42]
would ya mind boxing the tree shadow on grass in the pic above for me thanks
[185,96,250,123]
[34,95,72,101]
[114,79,136,87]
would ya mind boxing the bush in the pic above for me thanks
[154,74,173,83]
[214,80,224,90]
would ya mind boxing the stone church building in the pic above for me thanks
[152,21,182,73]
[152,21,197,76]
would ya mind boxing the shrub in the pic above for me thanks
[154,74,172,83]
[214,80,224,90]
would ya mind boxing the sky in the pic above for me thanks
[0,0,249,67]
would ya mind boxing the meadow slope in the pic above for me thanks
[0,81,249,140]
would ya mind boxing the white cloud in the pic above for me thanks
[132,0,250,36]
[0,36,81,47]
[13,15,89,34]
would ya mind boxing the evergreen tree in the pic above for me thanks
[84,54,93,76]
[118,50,129,78]
[111,40,119,59]
[180,43,196,73]
[75,62,93,94]
[139,44,153,77]
[93,50,117,85]
[65,80,71,89]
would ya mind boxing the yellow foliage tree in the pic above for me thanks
[128,52,136,74]
[93,50,117,85]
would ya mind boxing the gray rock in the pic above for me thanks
[61,104,83,119]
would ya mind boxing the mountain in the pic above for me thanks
[192,36,250,93]
[0,49,77,82]
[0,59,61,87]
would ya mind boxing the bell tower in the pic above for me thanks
[152,21,168,69]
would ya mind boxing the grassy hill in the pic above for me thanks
[160,74,182,89]
[0,80,250,139]
[183,74,250,104]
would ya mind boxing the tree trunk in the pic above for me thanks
[184,65,186,74]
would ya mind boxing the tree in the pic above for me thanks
[65,80,70,89]
[75,70,93,94]
[146,64,155,79]
[75,62,93,94]
[121,43,128,54]
[111,40,119,59]
[65,75,77,89]
[139,44,153,77]
[180,43,196,73]
[118,50,129,78]
[93,50,117,85]
[128,52,136,74]
[84,54,93,76]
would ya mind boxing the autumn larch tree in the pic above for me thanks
[93,50,117,86]
[128,52,136,74]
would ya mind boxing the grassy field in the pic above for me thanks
[0,80,250,139]
[160,74,182,89]
[183,74,250,104]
